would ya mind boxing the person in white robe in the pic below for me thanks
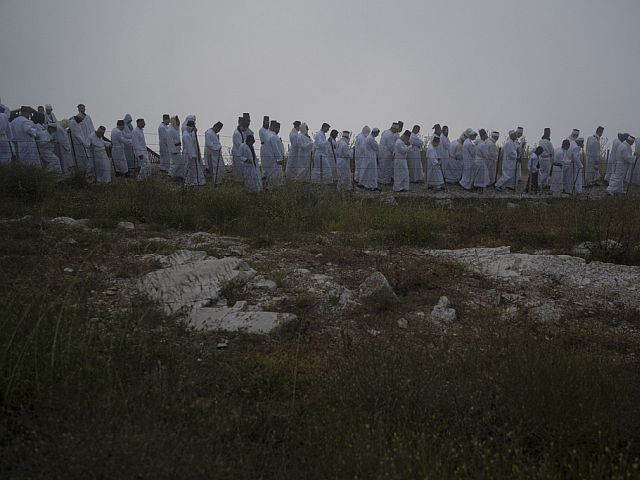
[359,128,380,190]
[88,126,112,183]
[77,105,95,174]
[285,121,301,180]
[425,135,445,190]
[35,119,62,174]
[205,121,224,185]
[408,125,424,182]
[439,126,451,177]
[122,113,135,171]
[471,129,489,191]
[563,136,583,194]
[584,126,603,186]
[336,130,353,191]
[232,117,249,181]
[486,131,500,185]
[393,130,411,192]
[551,140,570,195]
[167,116,184,179]
[378,123,398,185]
[111,120,130,176]
[52,120,74,175]
[605,133,626,184]
[240,135,262,192]
[296,123,314,182]
[0,108,13,164]
[158,114,171,173]
[495,130,519,190]
[261,120,284,189]
[527,146,544,193]
[538,128,554,188]
[354,126,371,184]
[132,118,150,181]
[44,104,57,125]
[458,128,476,189]
[258,116,270,146]
[445,132,465,183]
[11,107,39,166]
[327,129,339,182]
[183,120,206,186]
[311,123,333,184]
[607,135,636,195]
[68,114,92,173]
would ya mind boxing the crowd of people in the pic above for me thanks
[1,98,639,196]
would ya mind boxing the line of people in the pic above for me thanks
[1,99,639,195]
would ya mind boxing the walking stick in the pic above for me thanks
[194,130,202,185]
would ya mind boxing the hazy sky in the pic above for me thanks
[1,0,638,151]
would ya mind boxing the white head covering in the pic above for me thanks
[464,128,473,137]
[571,128,580,138]
[361,125,371,135]
[491,131,500,138]
[45,104,53,110]
[182,114,196,132]
[300,122,309,135]
[509,129,516,136]
[341,130,351,138]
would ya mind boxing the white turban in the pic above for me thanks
[362,125,371,135]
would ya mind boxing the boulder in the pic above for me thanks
[358,272,398,302]
[117,221,135,231]
[430,296,457,325]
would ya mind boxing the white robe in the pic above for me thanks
[0,111,13,164]
[239,143,262,192]
[425,144,444,188]
[11,116,39,166]
[335,138,353,191]
[110,127,130,175]
[311,130,332,184]
[408,133,424,182]
[359,134,379,189]
[183,130,205,186]
[445,138,463,183]
[584,134,601,185]
[167,126,184,179]
[36,125,61,174]
[54,126,74,175]
[231,127,246,181]
[471,139,489,188]
[563,141,582,194]
[607,142,634,194]
[285,129,300,180]
[132,127,150,180]
[69,116,92,174]
[122,114,135,169]
[296,134,314,182]
[550,148,567,194]
[354,132,368,183]
[88,131,111,183]
[605,137,622,183]
[486,139,499,184]
[158,122,171,172]
[204,128,224,185]
[538,138,554,188]
[327,136,338,182]
[378,129,395,185]
[393,139,410,192]
[495,139,518,189]
[261,130,284,188]
[459,137,475,189]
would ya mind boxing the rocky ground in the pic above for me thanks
[24,214,640,342]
